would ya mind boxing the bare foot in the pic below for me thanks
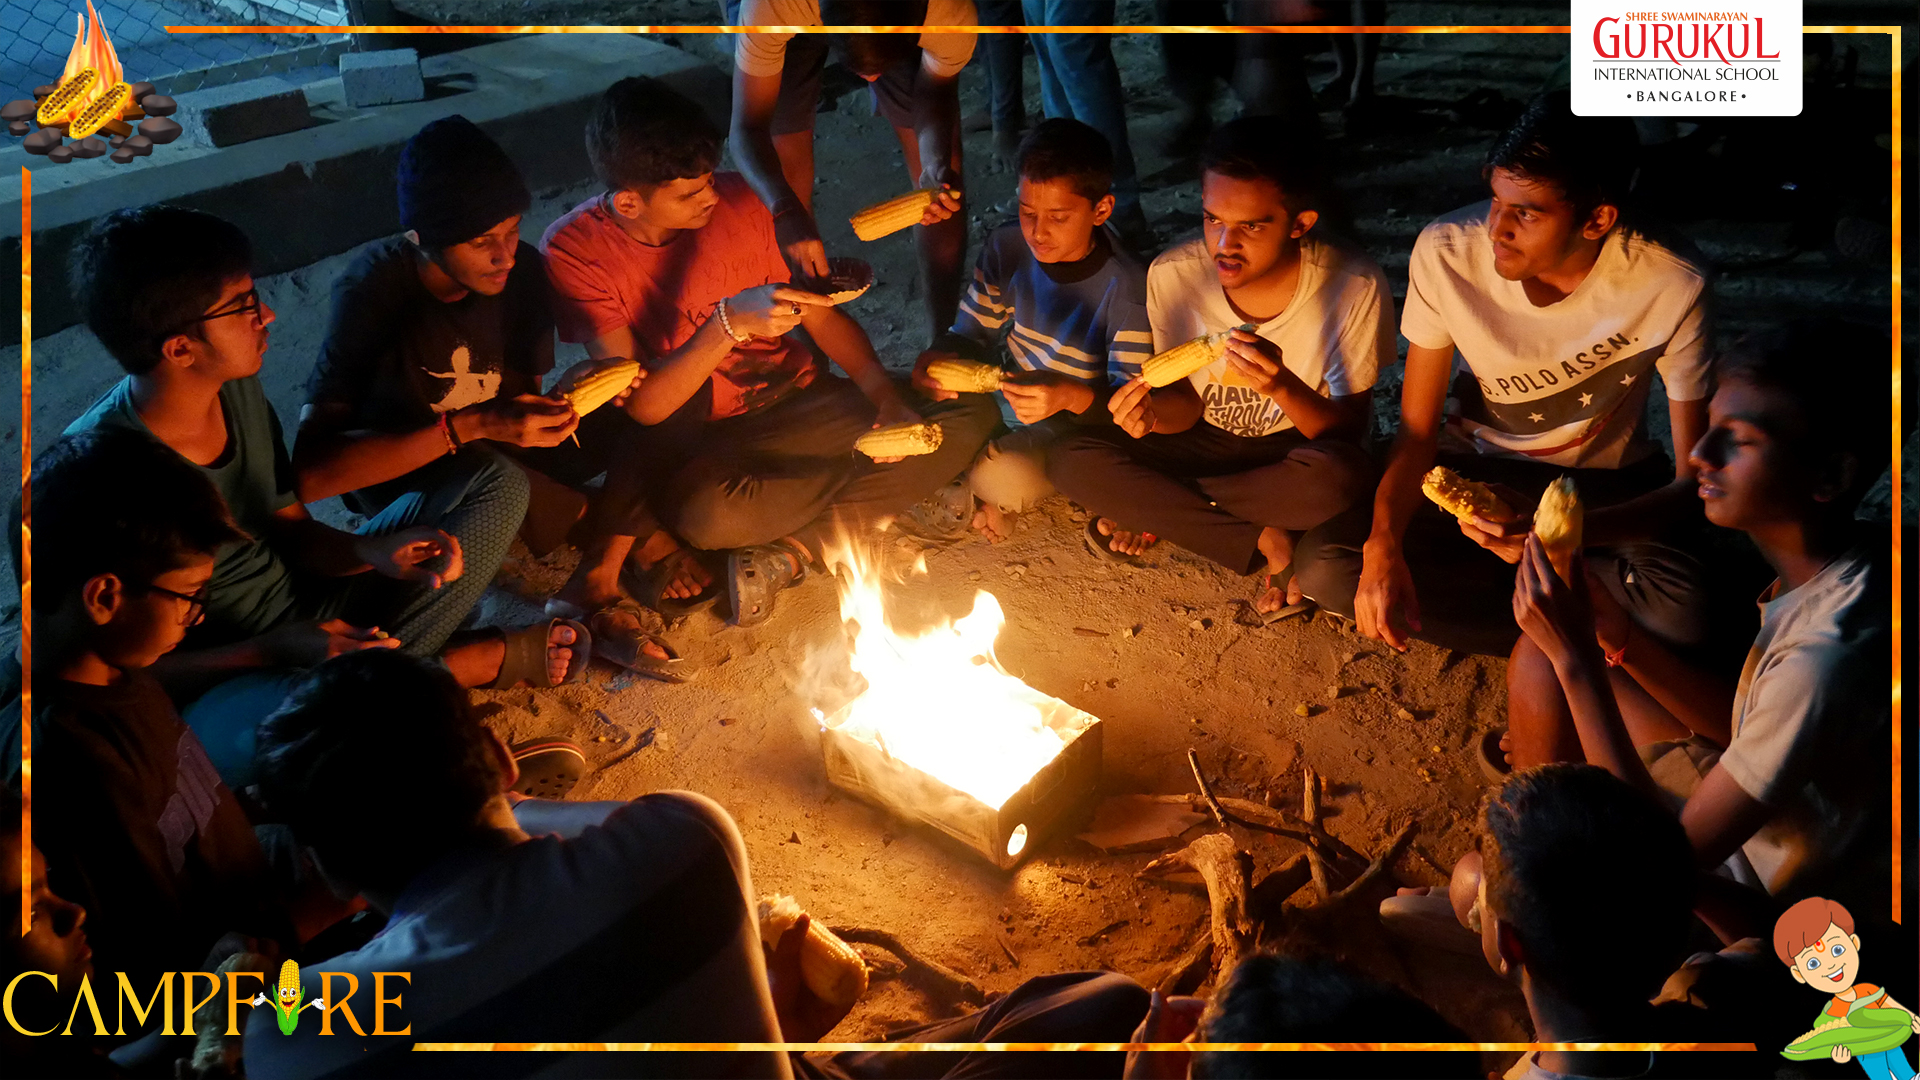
[1252,527,1301,615]
[1097,517,1157,557]
[1498,728,1514,768]
[972,502,1014,544]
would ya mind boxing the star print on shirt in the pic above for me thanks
[1619,373,1635,387]
[1578,393,1593,407]
[1528,412,1545,423]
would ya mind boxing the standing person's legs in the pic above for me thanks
[1019,2,1144,230]
[803,971,1148,1080]
[874,60,966,336]
[1227,0,1318,124]
[974,0,1028,165]
[347,444,528,657]
[1155,0,1224,155]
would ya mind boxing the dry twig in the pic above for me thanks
[830,926,987,1006]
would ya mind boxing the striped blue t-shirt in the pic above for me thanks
[947,225,1152,389]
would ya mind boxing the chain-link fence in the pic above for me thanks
[2,0,351,107]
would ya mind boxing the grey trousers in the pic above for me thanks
[1047,422,1377,575]
[646,376,1000,557]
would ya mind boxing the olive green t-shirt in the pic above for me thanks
[64,375,300,641]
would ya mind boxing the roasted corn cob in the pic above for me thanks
[850,189,937,241]
[1141,330,1233,388]
[1421,466,1515,523]
[69,82,131,140]
[759,894,869,1010]
[855,421,944,459]
[563,360,641,417]
[1532,475,1584,583]
[36,68,97,126]
[926,358,1004,393]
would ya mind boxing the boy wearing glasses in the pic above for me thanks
[64,206,584,785]
[3,427,287,997]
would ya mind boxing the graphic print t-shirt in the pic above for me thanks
[1401,202,1711,467]
[1147,235,1391,438]
[541,175,820,421]
[306,237,555,433]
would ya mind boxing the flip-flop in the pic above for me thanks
[482,618,592,690]
[1254,567,1315,625]
[624,546,723,620]
[1082,516,1149,566]
[588,599,696,684]
[729,541,808,628]
[510,737,587,800]
[1478,727,1513,783]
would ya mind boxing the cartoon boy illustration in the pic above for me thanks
[1773,897,1919,1079]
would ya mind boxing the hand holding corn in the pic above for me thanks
[849,182,962,241]
[916,353,1002,399]
[461,394,578,448]
[560,358,643,417]
[759,895,869,1012]
[1000,370,1096,425]
[1531,476,1584,584]
[1108,377,1160,439]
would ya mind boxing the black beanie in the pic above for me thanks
[398,115,531,249]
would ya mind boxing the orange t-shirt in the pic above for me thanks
[1825,984,1889,1018]
[540,173,818,421]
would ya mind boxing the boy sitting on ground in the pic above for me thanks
[292,115,692,683]
[911,117,1153,543]
[1509,320,1890,917]
[1,793,115,1078]
[1048,116,1386,619]
[542,76,995,626]
[2,427,287,1000]
[244,650,788,1079]
[62,206,585,786]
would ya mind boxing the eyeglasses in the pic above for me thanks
[160,288,265,343]
[140,583,210,626]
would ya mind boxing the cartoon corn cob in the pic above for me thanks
[274,959,306,1035]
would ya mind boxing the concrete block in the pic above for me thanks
[179,77,312,148]
[341,48,425,108]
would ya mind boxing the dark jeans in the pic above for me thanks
[643,376,999,557]
[976,0,1027,131]
[1048,423,1377,575]
[503,404,664,549]
[1020,1,1143,224]
[1154,0,1317,124]
[1293,452,1710,658]
[795,971,1150,1079]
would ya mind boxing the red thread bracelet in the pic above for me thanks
[1603,624,1630,667]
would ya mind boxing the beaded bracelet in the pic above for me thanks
[715,299,749,343]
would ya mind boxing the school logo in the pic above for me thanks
[4,1,185,165]
[1570,0,1803,117]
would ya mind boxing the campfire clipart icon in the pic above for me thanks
[2,1,183,165]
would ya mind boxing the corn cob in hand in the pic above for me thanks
[850,189,939,241]
[759,894,869,1010]
[855,421,944,459]
[1141,330,1235,388]
[925,358,1004,393]
[1422,466,1516,524]
[563,359,642,417]
[1532,475,1584,583]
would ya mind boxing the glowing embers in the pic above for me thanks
[813,544,1102,869]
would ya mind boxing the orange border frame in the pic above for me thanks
[11,16,1904,1053]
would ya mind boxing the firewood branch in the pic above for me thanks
[829,926,987,1006]
[1139,832,1257,982]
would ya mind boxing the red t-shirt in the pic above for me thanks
[540,173,818,421]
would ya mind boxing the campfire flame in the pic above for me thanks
[816,543,1080,812]
[46,1,129,126]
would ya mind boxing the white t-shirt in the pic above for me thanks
[735,0,978,79]
[1146,235,1392,438]
[1716,547,1887,897]
[1402,202,1711,468]
[245,794,790,1080]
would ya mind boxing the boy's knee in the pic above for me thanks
[461,447,533,518]
[669,476,771,551]
[971,444,1054,512]
[1291,518,1364,612]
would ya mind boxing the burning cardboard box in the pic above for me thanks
[814,548,1103,869]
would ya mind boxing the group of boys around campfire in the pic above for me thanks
[2,11,1896,1078]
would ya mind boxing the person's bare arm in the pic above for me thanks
[1109,377,1202,439]
[1585,396,1709,546]
[1592,585,1736,746]
[262,500,374,577]
[912,67,963,194]
[1356,342,1452,649]
[731,64,828,278]
[149,620,398,700]
[801,305,914,422]
[292,403,456,504]
[1679,767,1776,870]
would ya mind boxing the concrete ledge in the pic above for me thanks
[179,76,313,148]
[1,34,726,344]
[341,49,426,107]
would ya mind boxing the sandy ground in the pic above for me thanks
[3,2,1906,1057]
